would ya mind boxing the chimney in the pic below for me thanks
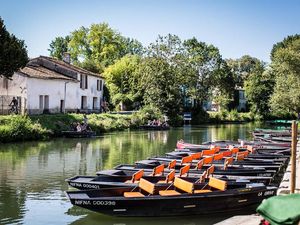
[62,52,71,64]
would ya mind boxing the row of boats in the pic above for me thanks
[66,133,291,217]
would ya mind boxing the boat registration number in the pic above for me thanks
[75,200,116,206]
[257,190,274,197]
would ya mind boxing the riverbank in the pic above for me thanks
[0,114,138,143]
[0,111,282,143]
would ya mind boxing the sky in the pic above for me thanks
[0,0,299,62]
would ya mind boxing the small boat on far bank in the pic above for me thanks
[61,130,96,138]
[139,125,170,130]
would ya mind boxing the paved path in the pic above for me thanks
[277,142,300,194]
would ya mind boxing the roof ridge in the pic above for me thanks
[39,56,103,78]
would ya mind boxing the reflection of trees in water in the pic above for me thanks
[0,173,26,224]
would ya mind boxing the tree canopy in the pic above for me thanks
[270,36,300,115]
[226,55,263,88]
[103,54,141,110]
[48,23,143,73]
[0,17,28,79]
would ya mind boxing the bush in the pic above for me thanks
[131,105,163,126]
[191,109,209,124]
[0,116,51,142]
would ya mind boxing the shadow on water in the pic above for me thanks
[66,205,259,225]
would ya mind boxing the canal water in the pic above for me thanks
[0,123,267,225]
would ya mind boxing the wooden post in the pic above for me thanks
[291,120,297,194]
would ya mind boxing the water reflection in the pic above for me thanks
[0,123,264,225]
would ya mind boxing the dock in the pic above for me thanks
[216,141,300,225]
[277,141,300,194]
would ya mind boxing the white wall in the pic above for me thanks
[26,74,104,114]
[0,73,28,98]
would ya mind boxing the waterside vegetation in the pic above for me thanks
[0,109,275,143]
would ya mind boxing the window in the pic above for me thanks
[93,97,97,109]
[81,96,87,109]
[80,74,83,88]
[39,95,44,110]
[60,100,65,113]
[97,80,102,91]
[44,95,49,110]
[80,74,88,89]
[239,91,245,100]
[85,75,88,89]
[3,78,8,89]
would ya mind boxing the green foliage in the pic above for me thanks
[244,64,274,117]
[48,36,70,60]
[131,105,163,126]
[270,35,300,115]
[103,55,142,110]
[208,110,254,123]
[191,108,209,124]
[48,23,143,73]
[0,17,28,78]
[271,34,300,61]
[0,116,51,142]
[226,55,263,87]
[138,57,183,117]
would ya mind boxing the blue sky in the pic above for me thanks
[1,0,299,62]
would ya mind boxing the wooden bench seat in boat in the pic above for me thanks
[159,177,227,196]
[150,164,164,176]
[157,170,175,183]
[124,169,144,183]
[124,178,155,197]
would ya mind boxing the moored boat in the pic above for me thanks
[62,130,96,138]
[66,177,277,217]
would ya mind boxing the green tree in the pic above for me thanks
[183,38,234,109]
[48,36,70,60]
[137,57,183,117]
[0,17,28,79]
[103,55,141,110]
[244,65,274,117]
[270,36,300,116]
[226,55,262,87]
[48,23,143,73]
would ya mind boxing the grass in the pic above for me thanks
[0,113,139,143]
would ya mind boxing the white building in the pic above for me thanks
[0,56,104,114]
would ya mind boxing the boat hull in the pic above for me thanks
[66,186,277,217]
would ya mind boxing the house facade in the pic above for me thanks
[0,56,104,114]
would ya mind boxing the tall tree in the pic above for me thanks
[270,36,300,115]
[103,54,141,110]
[226,55,262,88]
[48,36,70,60]
[48,23,143,73]
[0,17,28,79]
[244,65,274,117]
[137,57,183,117]
[183,38,234,108]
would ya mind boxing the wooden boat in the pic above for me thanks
[237,139,291,148]
[62,130,96,138]
[139,125,170,130]
[66,177,277,217]
[167,150,289,162]
[177,140,290,151]
[66,172,273,190]
[109,162,277,178]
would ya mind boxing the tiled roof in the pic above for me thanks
[19,65,78,81]
[39,56,104,78]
